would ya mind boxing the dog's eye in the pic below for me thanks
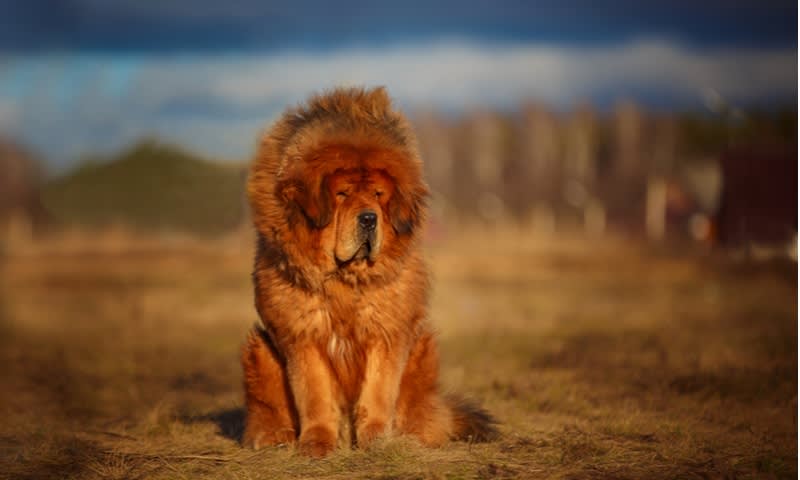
[336,191,348,199]
[375,191,383,198]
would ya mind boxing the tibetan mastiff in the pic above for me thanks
[241,86,496,457]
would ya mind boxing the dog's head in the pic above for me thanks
[276,145,426,275]
[248,86,427,285]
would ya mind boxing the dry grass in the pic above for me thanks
[0,227,796,479]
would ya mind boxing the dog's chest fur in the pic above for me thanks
[312,290,385,402]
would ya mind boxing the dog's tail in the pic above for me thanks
[447,395,498,442]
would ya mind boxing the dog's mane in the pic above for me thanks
[273,86,418,178]
[247,86,428,290]
[248,86,424,233]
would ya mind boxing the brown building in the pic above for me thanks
[715,145,797,249]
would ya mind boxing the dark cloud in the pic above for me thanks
[1,0,796,52]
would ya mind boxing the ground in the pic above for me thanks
[0,227,796,479]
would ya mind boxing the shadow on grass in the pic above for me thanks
[180,408,246,444]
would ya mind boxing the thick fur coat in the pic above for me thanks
[241,86,495,457]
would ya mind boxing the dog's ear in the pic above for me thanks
[388,183,428,235]
[277,175,332,229]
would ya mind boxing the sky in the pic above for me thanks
[0,0,796,170]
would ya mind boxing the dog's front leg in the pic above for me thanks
[355,344,406,447]
[286,345,339,457]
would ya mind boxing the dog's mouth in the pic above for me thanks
[354,240,371,260]
[335,238,376,267]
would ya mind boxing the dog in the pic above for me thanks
[241,86,496,457]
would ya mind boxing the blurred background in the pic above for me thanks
[0,3,798,479]
[0,0,796,251]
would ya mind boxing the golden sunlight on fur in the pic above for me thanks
[241,86,496,457]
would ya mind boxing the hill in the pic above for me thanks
[42,141,248,235]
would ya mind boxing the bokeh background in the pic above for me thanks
[0,0,797,246]
[0,2,797,479]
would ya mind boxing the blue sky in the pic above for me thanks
[0,1,796,170]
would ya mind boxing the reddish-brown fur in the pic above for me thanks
[242,86,496,457]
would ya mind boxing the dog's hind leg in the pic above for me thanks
[393,331,454,446]
[394,331,497,445]
[241,326,298,449]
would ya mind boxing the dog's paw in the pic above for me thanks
[243,426,295,450]
[356,419,389,447]
[298,425,337,458]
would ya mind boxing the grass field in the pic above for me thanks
[0,228,796,479]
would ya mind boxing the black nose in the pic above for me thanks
[358,211,377,231]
